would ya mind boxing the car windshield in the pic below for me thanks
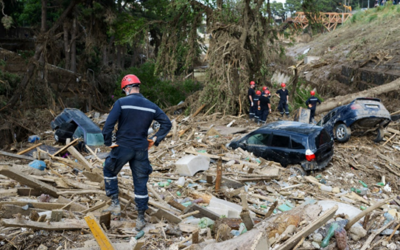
[315,129,331,148]
[73,126,104,146]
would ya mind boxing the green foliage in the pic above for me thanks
[296,54,306,61]
[368,13,378,22]
[291,78,324,111]
[17,0,63,27]
[114,63,202,108]
[270,1,286,19]
[0,60,21,97]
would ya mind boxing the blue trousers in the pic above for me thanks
[278,102,289,115]
[249,104,256,118]
[260,109,269,122]
[103,146,152,211]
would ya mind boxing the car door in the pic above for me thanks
[289,135,307,164]
[244,132,272,158]
[268,133,291,166]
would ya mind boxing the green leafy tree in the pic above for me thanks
[270,1,286,20]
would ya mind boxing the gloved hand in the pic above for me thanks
[308,104,312,108]
[251,102,254,106]
[110,143,119,148]
[148,138,156,149]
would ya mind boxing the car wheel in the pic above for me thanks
[335,124,351,143]
[288,165,306,176]
[374,127,385,143]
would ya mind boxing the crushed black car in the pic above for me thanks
[51,108,104,146]
[228,121,334,172]
[317,98,391,143]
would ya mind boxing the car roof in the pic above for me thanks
[257,121,323,135]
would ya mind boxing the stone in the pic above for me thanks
[175,155,210,176]
[207,197,243,218]
[37,245,48,250]
[311,241,321,249]
[305,56,320,64]
[312,233,323,243]
[349,225,367,241]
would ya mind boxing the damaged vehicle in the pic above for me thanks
[51,108,104,146]
[317,98,391,143]
[228,121,334,172]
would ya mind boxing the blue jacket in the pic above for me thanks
[102,93,172,149]
[306,96,321,110]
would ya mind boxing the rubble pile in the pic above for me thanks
[0,110,399,250]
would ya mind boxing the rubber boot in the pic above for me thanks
[102,195,121,216]
[135,210,146,231]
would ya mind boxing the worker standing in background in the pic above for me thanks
[254,90,261,123]
[275,83,289,118]
[248,81,256,120]
[102,74,172,231]
[258,90,272,125]
[306,90,321,123]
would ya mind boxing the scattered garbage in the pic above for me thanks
[28,135,40,143]
[28,160,46,171]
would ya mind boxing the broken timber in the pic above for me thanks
[16,142,43,155]
[51,138,79,157]
[0,150,35,161]
[84,213,115,250]
[0,166,59,197]
[276,204,338,250]
[1,218,89,230]
[184,150,259,167]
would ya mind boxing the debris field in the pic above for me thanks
[0,107,400,250]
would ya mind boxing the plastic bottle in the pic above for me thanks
[238,223,247,235]
[376,182,385,186]
[28,135,40,143]
[158,182,170,187]
[176,191,181,196]
[176,177,185,187]
[199,217,215,229]
[334,228,349,250]
[359,180,368,188]
[321,222,339,247]
[320,185,333,192]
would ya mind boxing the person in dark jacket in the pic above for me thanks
[305,90,321,123]
[102,74,172,231]
[254,90,261,123]
[258,90,272,124]
[248,81,256,119]
[275,82,289,117]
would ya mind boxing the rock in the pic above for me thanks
[37,245,48,250]
[387,243,397,250]
[349,226,367,241]
[332,187,340,193]
[311,241,321,249]
[312,233,323,243]
[302,241,312,248]
[207,197,243,218]
[175,155,210,176]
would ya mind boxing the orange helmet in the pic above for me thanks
[121,74,141,90]
[262,86,267,92]
[310,90,315,96]
[250,81,255,85]
[256,90,261,95]
[281,83,286,88]
[265,90,270,95]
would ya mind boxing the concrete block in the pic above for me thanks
[305,56,320,64]
[175,155,210,176]
[207,197,243,218]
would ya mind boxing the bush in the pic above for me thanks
[113,62,202,108]
[0,60,20,99]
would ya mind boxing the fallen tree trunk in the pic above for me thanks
[316,78,400,115]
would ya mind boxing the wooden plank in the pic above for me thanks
[67,146,92,171]
[0,151,35,161]
[276,205,338,250]
[345,196,393,231]
[99,212,111,230]
[57,196,87,212]
[51,138,79,157]
[166,196,186,212]
[0,165,59,197]
[81,201,110,214]
[84,213,115,250]
[16,143,43,155]
[183,204,220,221]
[0,204,46,218]
[185,150,259,167]
[152,208,182,224]
[0,201,67,210]
[57,190,105,195]
[2,218,88,230]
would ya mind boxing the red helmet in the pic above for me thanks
[250,81,255,85]
[281,83,286,88]
[310,90,315,96]
[121,74,141,90]
[262,86,267,91]
[256,90,261,95]
[265,90,270,95]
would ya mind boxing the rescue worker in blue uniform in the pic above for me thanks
[248,81,256,119]
[102,74,172,231]
[306,90,321,123]
[259,90,272,124]
[254,90,261,123]
[275,82,289,117]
